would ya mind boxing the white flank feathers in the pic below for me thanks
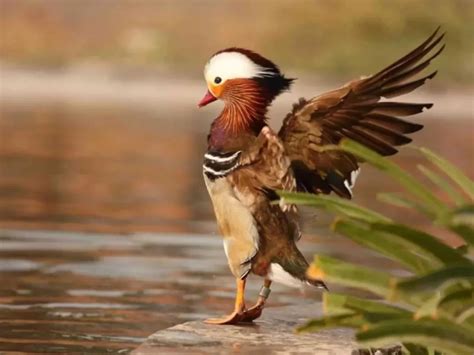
[268,263,304,288]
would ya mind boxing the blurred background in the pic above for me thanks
[0,0,473,353]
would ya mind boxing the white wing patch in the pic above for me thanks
[343,168,361,197]
[268,263,305,288]
[205,52,274,84]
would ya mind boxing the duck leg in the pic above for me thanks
[241,279,272,322]
[204,278,247,325]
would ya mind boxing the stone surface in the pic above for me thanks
[133,303,357,354]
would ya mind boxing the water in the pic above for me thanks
[0,98,472,352]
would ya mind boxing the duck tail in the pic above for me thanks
[269,246,328,291]
[306,277,329,291]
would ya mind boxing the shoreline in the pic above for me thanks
[1,66,473,119]
[132,303,358,354]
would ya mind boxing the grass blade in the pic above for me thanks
[417,164,466,205]
[337,140,446,215]
[394,265,474,292]
[371,223,470,266]
[278,191,390,223]
[334,219,434,273]
[377,192,432,216]
[308,255,392,298]
[420,147,474,200]
[297,313,362,332]
[356,319,474,355]
[324,293,411,317]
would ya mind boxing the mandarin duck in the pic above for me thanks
[198,29,444,324]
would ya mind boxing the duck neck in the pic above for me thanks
[209,81,270,150]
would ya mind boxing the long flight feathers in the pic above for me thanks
[279,28,444,198]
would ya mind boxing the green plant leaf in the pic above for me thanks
[323,292,353,316]
[294,143,474,351]
[402,343,430,355]
[370,223,470,266]
[278,191,390,223]
[334,219,434,273]
[336,140,446,216]
[377,192,432,216]
[449,206,474,230]
[414,280,473,321]
[356,319,474,355]
[308,255,393,298]
[439,287,474,321]
[456,244,470,255]
[395,265,474,293]
[419,147,474,200]
[414,292,442,320]
[446,205,474,246]
[297,313,363,333]
[324,293,411,317]
[417,164,466,205]
[300,294,413,333]
[449,225,474,248]
[456,306,474,325]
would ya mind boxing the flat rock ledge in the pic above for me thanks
[133,303,358,354]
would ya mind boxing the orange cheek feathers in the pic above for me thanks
[209,84,223,98]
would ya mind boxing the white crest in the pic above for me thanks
[204,51,274,84]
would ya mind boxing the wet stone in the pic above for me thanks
[133,303,357,354]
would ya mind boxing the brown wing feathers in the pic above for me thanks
[279,28,444,198]
[327,29,444,155]
[359,28,444,95]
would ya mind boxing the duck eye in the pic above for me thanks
[214,76,222,84]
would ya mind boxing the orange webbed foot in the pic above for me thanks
[240,281,271,323]
[205,279,271,325]
[204,310,247,325]
[240,303,264,323]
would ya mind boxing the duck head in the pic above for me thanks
[198,48,293,109]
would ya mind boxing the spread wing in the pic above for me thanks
[278,28,445,199]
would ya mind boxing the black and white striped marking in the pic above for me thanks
[203,150,241,180]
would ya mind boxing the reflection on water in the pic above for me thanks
[0,229,338,353]
[0,102,212,234]
[0,101,472,352]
